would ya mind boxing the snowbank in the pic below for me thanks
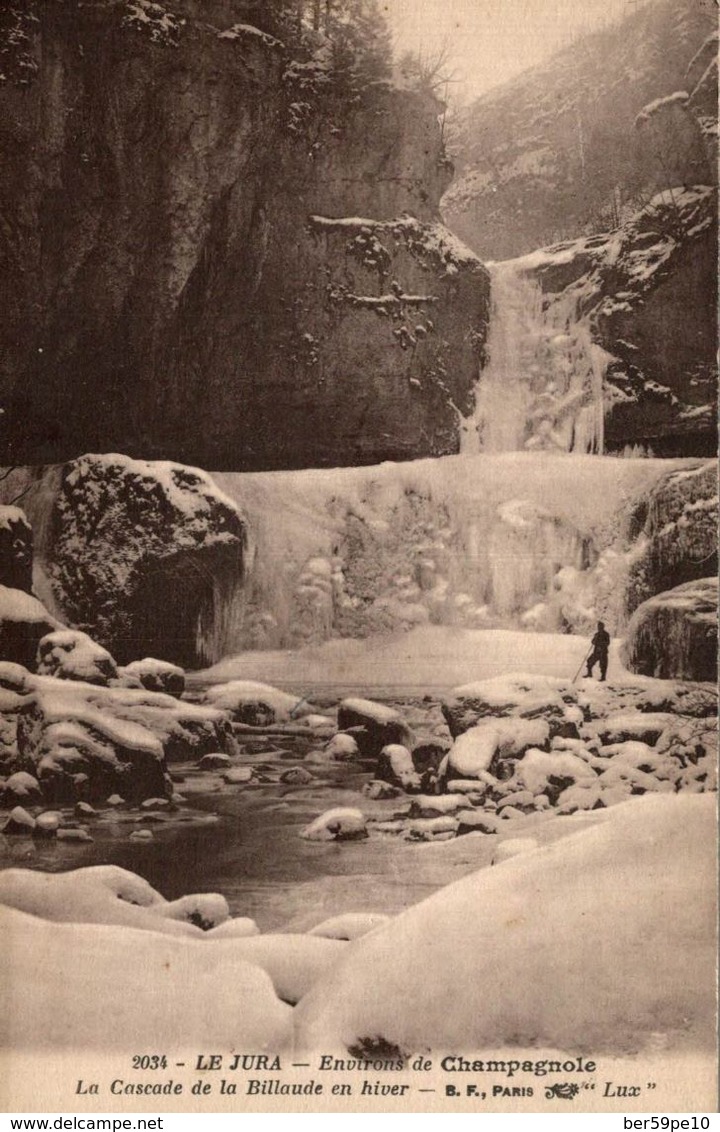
[294,795,716,1055]
[0,904,292,1050]
[0,865,229,936]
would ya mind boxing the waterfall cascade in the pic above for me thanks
[461,261,607,456]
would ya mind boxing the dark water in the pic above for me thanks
[1,696,461,931]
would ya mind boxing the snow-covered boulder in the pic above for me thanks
[0,904,292,1050]
[120,658,185,697]
[44,454,246,669]
[15,680,169,804]
[1,771,42,805]
[336,698,413,758]
[300,807,368,842]
[14,670,234,805]
[0,506,33,594]
[443,673,576,738]
[622,578,717,682]
[294,795,716,1055]
[375,744,421,792]
[204,680,312,726]
[509,747,597,804]
[36,630,118,686]
[594,712,678,746]
[456,810,500,835]
[0,586,60,670]
[444,718,550,781]
[0,865,229,936]
[12,673,234,803]
[205,917,260,940]
[2,806,36,835]
[409,794,467,817]
[322,733,360,761]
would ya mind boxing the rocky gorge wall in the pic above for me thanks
[0,1,489,471]
[443,0,717,261]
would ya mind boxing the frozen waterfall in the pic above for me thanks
[461,260,606,456]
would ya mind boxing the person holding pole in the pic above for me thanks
[585,620,610,681]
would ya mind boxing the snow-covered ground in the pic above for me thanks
[194,625,624,693]
[0,795,715,1113]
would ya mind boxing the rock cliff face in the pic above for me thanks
[522,188,717,456]
[0,0,488,471]
[443,0,716,260]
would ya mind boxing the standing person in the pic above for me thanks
[586,620,610,681]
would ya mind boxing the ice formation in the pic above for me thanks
[461,260,607,456]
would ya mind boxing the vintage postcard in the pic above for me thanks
[0,0,717,1117]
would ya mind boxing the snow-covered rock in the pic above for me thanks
[323,733,360,761]
[300,807,368,842]
[36,630,118,686]
[456,810,500,835]
[1,771,42,804]
[205,917,260,940]
[337,698,413,757]
[509,747,597,803]
[11,670,235,803]
[121,658,185,697]
[2,806,36,835]
[294,795,716,1054]
[444,718,550,781]
[204,680,312,726]
[443,673,575,738]
[15,679,169,804]
[0,865,228,937]
[622,577,717,682]
[43,454,246,669]
[375,743,421,792]
[0,904,292,1050]
[0,586,60,670]
[409,794,467,817]
[594,712,680,747]
[0,506,33,594]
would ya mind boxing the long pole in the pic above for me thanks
[572,647,592,684]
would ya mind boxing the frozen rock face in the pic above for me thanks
[44,454,246,668]
[625,462,717,616]
[522,191,717,458]
[0,507,33,593]
[0,1,488,471]
[443,0,716,260]
[622,578,718,682]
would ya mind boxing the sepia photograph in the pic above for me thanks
[0,0,717,1116]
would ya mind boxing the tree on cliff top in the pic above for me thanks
[259,0,392,88]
